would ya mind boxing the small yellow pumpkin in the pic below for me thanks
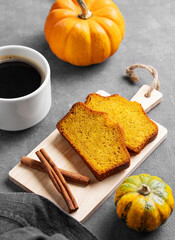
[44,0,125,66]
[114,174,174,232]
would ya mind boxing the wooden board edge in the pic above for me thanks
[80,127,167,222]
[8,173,33,193]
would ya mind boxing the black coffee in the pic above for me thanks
[0,59,42,98]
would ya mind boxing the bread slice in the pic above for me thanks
[85,93,158,153]
[56,102,130,181]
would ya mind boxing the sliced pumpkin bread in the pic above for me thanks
[57,102,130,181]
[85,93,158,153]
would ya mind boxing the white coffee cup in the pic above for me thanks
[0,45,51,131]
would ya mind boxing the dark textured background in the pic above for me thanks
[0,0,175,239]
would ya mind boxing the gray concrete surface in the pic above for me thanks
[0,0,175,239]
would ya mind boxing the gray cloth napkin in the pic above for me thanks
[0,192,97,240]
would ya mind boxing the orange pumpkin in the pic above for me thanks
[115,174,174,232]
[44,0,125,66]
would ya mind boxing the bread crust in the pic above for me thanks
[57,102,130,181]
[85,93,158,153]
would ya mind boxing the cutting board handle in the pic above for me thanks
[97,85,162,113]
[130,85,162,113]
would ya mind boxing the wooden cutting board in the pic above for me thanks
[9,85,167,222]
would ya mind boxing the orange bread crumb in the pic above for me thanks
[85,93,158,153]
[57,102,130,181]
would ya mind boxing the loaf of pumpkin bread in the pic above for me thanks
[57,102,130,181]
[85,93,158,153]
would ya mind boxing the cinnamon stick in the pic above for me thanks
[41,149,78,210]
[21,156,90,186]
[36,149,78,213]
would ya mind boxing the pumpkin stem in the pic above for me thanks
[138,184,150,196]
[76,0,92,19]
